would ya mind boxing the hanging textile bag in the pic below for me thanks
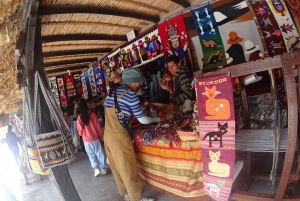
[33,72,76,168]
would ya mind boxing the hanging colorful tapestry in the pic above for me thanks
[73,74,83,95]
[121,29,163,69]
[158,14,190,65]
[57,77,67,107]
[249,0,287,56]
[211,0,265,64]
[87,68,97,97]
[197,74,235,201]
[81,72,88,100]
[92,61,106,93]
[48,77,61,108]
[63,74,76,98]
[191,5,227,69]
[266,0,300,51]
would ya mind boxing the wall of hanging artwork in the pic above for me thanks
[63,74,76,98]
[122,29,164,69]
[81,72,88,100]
[48,77,61,108]
[57,77,68,108]
[158,14,190,65]
[73,74,83,95]
[197,74,236,201]
[92,61,107,93]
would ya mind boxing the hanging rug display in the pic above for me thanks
[197,74,235,201]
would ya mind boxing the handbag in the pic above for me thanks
[33,72,76,168]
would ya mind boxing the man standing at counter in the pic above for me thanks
[165,55,195,114]
[104,68,160,201]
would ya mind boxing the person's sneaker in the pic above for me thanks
[124,194,130,201]
[94,169,101,177]
[100,168,107,175]
[140,198,154,201]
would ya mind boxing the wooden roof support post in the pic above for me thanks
[275,53,298,200]
[25,2,81,201]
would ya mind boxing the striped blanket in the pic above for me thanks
[136,140,205,200]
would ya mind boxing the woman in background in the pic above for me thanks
[77,99,107,177]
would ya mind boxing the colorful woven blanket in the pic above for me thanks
[197,74,235,201]
[136,140,205,200]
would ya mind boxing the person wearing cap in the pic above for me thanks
[104,68,160,201]
[165,55,195,114]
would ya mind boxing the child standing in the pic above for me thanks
[77,99,107,177]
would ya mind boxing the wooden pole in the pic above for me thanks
[35,17,81,201]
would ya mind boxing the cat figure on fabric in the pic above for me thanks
[208,150,230,178]
[203,123,228,148]
[203,86,230,120]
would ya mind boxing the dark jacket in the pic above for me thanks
[172,66,195,105]
[6,131,19,149]
[226,44,246,65]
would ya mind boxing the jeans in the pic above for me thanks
[68,115,74,137]
[84,139,107,169]
[10,146,20,167]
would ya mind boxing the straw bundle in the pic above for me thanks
[43,54,104,63]
[42,44,116,52]
[0,0,23,114]
[45,62,92,71]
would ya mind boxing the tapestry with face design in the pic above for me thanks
[158,14,190,64]
[73,74,83,95]
[64,74,76,98]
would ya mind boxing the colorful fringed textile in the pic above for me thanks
[48,77,61,108]
[266,0,299,51]
[132,124,181,147]
[197,74,235,201]
[136,140,205,200]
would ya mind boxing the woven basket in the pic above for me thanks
[177,130,200,141]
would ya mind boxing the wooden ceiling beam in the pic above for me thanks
[42,48,112,57]
[42,34,126,43]
[45,65,88,74]
[170,0,191,8]
[42,21,140,30]
[47,69,85,77]
[38,6,160,23]
[44,57,98,67]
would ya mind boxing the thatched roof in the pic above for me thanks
[0,0,23,114]
[0,0,192,114]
